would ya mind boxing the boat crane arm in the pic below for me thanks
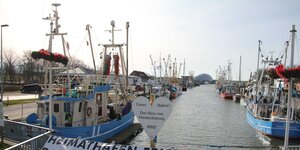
[163,54,170,77]
[150,55,156,77]
[178,63,182,78]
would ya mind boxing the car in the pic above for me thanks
[20,83,43,94]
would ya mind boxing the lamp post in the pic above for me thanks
[1,24,9,104]
[0,24,9,145]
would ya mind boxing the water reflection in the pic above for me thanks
[130,84,300,149]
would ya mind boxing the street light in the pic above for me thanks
[1,24,9,104]
[0,24,8,144]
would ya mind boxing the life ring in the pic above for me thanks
[87,107,92,117]
[271,111,277,116]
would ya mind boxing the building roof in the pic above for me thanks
[130,70,149,78]
[56,65,94,76]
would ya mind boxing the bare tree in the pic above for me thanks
[20,50,36,83]
[4,48,18,84]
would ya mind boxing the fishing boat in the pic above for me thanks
[25,3,134,142]
[246,27,300,139]
[220,85,236,99]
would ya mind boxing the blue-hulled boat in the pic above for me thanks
[26,3,134,142]
[246,31,300,139]
[246,108,300,139]
[27,82,134,141]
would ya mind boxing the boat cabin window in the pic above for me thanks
[98,107,102,116]
[64,103,70,113]
[96,93,102,105]
[46,103,49,112]
[78,102,82,112]
[38,103,44,108]
[54,104,59,112]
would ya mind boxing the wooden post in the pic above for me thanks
[149,93,156,148]
[21,103,23,122]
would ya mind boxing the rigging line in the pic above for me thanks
[130,30,134,71]
[91,28,101,44]
[277,41,289,61]
[73,32,88,57]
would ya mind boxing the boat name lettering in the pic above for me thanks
[156,112,163,116]
[139,116,165,121]
[140,111,146,115]
[147,125,156,129]
[157,104,169,107]
[43,135,167,150]
[136,103,146,106]
[147,111,156,115]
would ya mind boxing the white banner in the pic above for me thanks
[42,135,166,150]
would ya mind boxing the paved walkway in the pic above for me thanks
[3,103,37,121]
[2,91,38,101]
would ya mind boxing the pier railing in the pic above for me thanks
[3,119,51,149]
[5,131,51,150]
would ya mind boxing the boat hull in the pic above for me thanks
[246,110,300,139]
[221,92,234,99]
[52,111,134,142]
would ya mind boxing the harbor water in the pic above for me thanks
[130,84,300,149]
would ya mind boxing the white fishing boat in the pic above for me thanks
[26,3,134,142]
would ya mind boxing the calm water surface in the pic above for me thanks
[130,84,300,150]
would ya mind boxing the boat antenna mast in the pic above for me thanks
[255,40,262,102]
[43,3,70,130]
[283,24,297,150]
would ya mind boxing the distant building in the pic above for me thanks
[195,73,213,84]
[130,70,149,83]
[56,66,142,85]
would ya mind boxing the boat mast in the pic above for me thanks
[126,22,129,90]
[102,21,128,102]
[239,56,242,82]
[44,3,69,130]
[255,40,262,102]
[159,53,162,83]
[283,24,297,150]
[86,24,97,73]
[183,58,185,77]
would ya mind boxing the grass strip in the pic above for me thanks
[3,98,38,106]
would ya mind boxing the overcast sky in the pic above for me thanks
[1,0,300,80]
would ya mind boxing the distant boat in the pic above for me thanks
[220,85,236,99]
